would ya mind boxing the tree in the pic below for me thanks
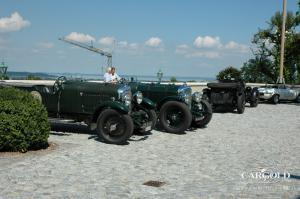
[26,74,42,80]
[170,76,177,82]
[216,66,242,81]
[241,55,275,83]
[248,8,300,83]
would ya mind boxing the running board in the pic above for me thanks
[48,118,75,124]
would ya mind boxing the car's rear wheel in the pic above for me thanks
[237,94,245,114]
[250,99,258,107]
[192,100,213,128]
[96,109,133,144]
[159,101,192,133]
[272,95,279,104]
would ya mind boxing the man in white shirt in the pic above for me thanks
[103,67,112,82]
[110,67,121,83]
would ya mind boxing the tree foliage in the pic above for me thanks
[242,3,300,83]
[216,66,242,81]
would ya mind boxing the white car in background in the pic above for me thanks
[258,84,300,104]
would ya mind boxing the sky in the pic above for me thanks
[0,0,299,78]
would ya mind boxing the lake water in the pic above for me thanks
[7,71,215,82]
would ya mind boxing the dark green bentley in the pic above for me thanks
[128,81,213,133]
[1,77,156,144]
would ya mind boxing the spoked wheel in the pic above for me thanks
[135,109,157,134]
[97,109,133,144]
[191,100,213,128]
[159,101,192,134]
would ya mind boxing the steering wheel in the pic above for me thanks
[118,78,128,84]
[53,76,67,93]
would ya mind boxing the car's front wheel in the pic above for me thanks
[159,101,192,133]
[295,95,300,103]
[96,109,133,144]
[192,100,213,128]
[272,95,279,104]
[136,109,157,134]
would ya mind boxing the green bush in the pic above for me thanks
[0,87,50,152]
[170,76,177,82]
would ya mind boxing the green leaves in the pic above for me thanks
[0,88,50,152]
[216,66,242,81]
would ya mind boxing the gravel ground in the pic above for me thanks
[0,103,299,199]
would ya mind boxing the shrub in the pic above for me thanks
[217,66,242,81]
[0,87,50,152]
[170,76,177,82]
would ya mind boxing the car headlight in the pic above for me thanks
[181,93,191,105]
[124,93,132,107]
[192,92,202,103]
[117,85,132,107]
[133,91,143,104]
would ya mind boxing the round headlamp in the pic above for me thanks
[192,92,202,103]
[134,91,143,104]
[124,93,132,107]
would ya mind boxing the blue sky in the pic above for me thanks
[0,0,299,78]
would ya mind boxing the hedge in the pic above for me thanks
[0,87,50,152]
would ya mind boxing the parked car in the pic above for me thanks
[202,80,258,113]
[0,76,156,144]
[258,84,300,104]
[128,81,213,133]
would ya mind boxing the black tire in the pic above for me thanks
[96,109,133,144]
[250,99,258,107]
[159,101,192,133]
[272,95,279,104]
[295,95,300,103]
[148,109,157,129]
[136,109,157,133]
[237,94,245,114]
[192,100,213,128]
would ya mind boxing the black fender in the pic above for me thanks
[140,97,156,109]
[92,101,129,122]
[157,96,185,110]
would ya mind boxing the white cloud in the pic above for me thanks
[129,43,139,50]
[225,41,249,53]
[38,42,54,49]
[65,32,95,43]
[175,44,189,54]
[193,36,222,48]
[99,36,115,46]
[186,51,220,59]
[145,37,162,47]
[0,12,30,33]
[118,41,128,48]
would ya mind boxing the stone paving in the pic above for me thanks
[0,103,299,198]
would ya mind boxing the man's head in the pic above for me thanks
[106,67,112,74]
[111,67,116,75]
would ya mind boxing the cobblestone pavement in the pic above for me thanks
[0,103,299,198]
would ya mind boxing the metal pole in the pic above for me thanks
[278,0,287,84]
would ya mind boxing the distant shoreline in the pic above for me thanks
[6,71,215,82]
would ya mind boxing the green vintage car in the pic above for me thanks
[129,81,213,133]
[1,76,156,144]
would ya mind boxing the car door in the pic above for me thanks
[59,81,83,115]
